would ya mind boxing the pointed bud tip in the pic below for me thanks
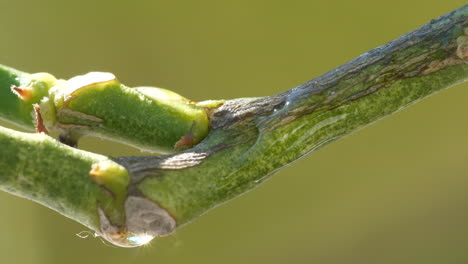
[11,86,33,101]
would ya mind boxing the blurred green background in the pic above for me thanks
[1,0,467,263]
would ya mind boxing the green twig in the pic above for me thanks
[0,5,466,247]
[0,67,216,153]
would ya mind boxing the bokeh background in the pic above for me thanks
[0,1,467,263]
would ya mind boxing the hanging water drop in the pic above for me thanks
[126,233,155,247]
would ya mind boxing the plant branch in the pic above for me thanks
[0,5,467,247]
[0,66,215,153]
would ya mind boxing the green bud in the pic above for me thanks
[44,72,212,153]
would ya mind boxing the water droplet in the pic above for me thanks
[100,232,155,247]
[127,234,155,246]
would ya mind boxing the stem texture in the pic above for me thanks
[0,5,466,247]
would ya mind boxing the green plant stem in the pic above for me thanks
[0,67,211,153]
[0,5,467,247]
[124,4,467,225]
[0,126,125,238]
[0,126,176,247]
[0,65,54,128]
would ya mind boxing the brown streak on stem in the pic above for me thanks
[33,104,49,134]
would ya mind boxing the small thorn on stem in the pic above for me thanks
[11,86,33,101]
[33,104,49,134]
[175,122,196,149]
[175,134,194,149]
